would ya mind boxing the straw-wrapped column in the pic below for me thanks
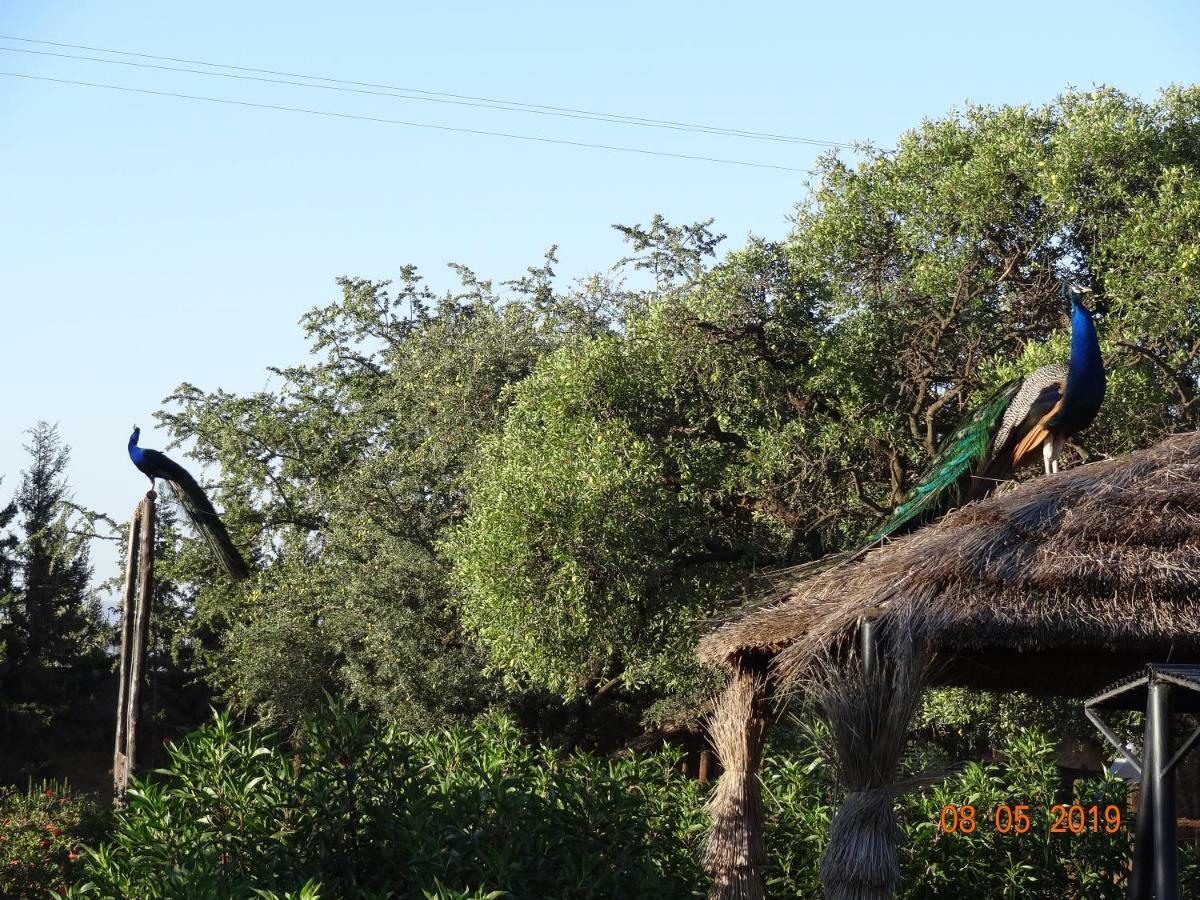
[703,663,772,900]
[810,622,927,900]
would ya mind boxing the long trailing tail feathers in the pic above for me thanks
[154,455,250,581]
[866,378,1022,544]
[723,380,1028,616]
[766,381,1021,598]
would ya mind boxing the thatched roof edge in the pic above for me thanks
[699,431,1200,695]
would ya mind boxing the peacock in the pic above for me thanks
[127,426,250,580]
[868,280,1105,543]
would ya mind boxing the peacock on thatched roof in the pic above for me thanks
[698,430,1200,900]
[701,429,1200,698]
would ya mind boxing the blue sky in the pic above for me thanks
[1,1,1198,585]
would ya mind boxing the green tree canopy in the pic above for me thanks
[449,86,1200,716]
[0,423,105,739]
[157,259,618,728]
[155,86,1200,739]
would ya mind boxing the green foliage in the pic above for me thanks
[447,233,820,708]
[151,86,1200,739]
[57,704,1177,899]
[156,258,614,730]
[73,703,708,899]
[901,730,1131,898]
[451,86,1200,718]
[763,719,1138,899]
[446,327,753,700]
[0,779,107,898]
[912,689,1099,761]
[0,491,16,672]
[0,423,108,743]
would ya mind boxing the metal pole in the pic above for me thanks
[859,617,876,679]
[1150,678,1177,900]
[1128,695,1156,900]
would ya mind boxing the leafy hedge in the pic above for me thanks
[0,780,107,898]
[45,703,1200,898]
[65,705,708,899]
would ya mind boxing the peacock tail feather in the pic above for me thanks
[150,452,250,581]
[867,378,1023,543]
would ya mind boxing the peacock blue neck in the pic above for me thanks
[1070,301,1102,373]
[1057,300,1106,432]
[128,429,144,464]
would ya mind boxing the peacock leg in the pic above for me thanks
[1042,439,1054,475]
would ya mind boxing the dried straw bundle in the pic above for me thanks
[703,667,771,900]
[807,627,928,900]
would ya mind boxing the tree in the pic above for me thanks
[449,86,1200,726]
[445,235,809,713]
[154,86,1200,746]
[156,258,615,729]
[0,423,105,739]
[0,488,19,672]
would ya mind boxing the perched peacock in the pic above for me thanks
[868,280,1105,543]
[127,426,250,580]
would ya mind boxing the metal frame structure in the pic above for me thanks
[1086,664,1200,900]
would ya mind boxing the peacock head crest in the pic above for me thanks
[1060,280,1094,314]
[130,425,140,444]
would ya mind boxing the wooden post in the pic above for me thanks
[112,501,142,800]
[113,490,155,803]
[125,492,156,784]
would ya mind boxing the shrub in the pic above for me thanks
[69,704,707,899]
[63,702,1167,899]
[899,729,1131,899]
[0,779,107,898]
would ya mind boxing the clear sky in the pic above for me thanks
[1,1,1198,587]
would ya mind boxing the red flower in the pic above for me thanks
[44,789,53,798]
[46,824,60,836]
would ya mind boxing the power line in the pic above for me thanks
[0,71,811,173]
[6,44,827,144]
[0,33,856,149]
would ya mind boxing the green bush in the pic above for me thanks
[900,729,1132,898]
[69,704,708,899]
[0,779,107,898]
[62,703,1168,899]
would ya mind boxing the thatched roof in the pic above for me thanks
[700,430,1200,697]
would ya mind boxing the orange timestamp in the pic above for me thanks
[938,803,1122,835]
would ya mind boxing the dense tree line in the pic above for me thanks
[6,86,1198,763]
[0,423,107,757]
[147,87,1199,747]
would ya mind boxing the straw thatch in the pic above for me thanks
[810,627,927,900]
[701,430,1200,696]
[698,431,1200,900]
[703,661,772,900]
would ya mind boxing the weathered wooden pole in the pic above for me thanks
[125,491,156,783]
[112,500,142,800]
[112,490,155,803]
